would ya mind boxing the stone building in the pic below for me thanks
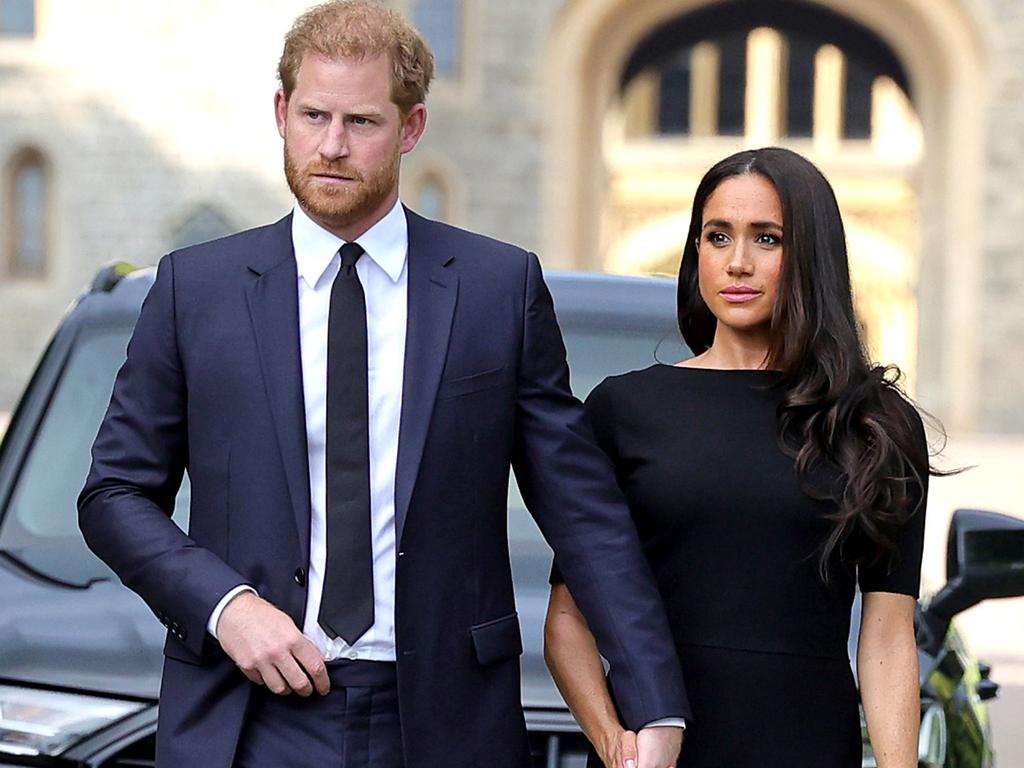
[1,0,1021,434]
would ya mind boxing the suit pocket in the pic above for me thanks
[469,612,523,666]
[437,366,507,400]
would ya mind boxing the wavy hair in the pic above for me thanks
[677,147,933,578]
[278,0,434,114]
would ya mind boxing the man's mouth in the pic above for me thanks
[311,173,357,183]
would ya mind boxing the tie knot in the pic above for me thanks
[340,242,364,270]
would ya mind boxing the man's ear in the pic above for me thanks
[400,103,428,154]
[274,89,289,139]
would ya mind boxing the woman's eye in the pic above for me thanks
[756,233,782,246]
[705,232,729,246]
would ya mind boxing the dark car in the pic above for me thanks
[1,264,1022,767]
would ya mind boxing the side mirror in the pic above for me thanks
[917,509,1024,656]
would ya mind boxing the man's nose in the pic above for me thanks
[319,122,349,161]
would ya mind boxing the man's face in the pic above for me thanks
[275,52,427,240]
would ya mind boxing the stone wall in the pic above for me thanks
[1,0,1022,433]
[978,0,1024,431]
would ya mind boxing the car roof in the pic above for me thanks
[73,264,680,331]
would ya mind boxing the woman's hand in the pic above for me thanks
[596,727,638,768]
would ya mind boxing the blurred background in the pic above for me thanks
[0,0,1022,760]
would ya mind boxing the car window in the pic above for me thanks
[508,325,689,586]
[0,315,683,586]
[0,326,190,584]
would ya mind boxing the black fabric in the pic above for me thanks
[320,242,374,644]
[552,365,927,767]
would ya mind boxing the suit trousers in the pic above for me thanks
[233,660,403,768]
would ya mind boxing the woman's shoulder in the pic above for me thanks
[584,364,663,413]
[588,364,673,398]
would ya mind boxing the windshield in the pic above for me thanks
[0,319,685,586]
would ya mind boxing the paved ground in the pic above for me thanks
[988,677,1024,766]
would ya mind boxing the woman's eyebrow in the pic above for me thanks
[702,219,733,230]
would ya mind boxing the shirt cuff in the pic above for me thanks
[643,718,686,729]
[207,585,257,639]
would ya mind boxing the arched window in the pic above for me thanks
[656,49,692,134]
[412,0,461,79]
[172,205,234,250]
[786,37,817,138]
[619,0,909,142]
[0,0,35,37]
[6,148,48,279]
[413,174,449,222]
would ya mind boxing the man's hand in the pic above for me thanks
[216,591,330,697]
[635,725,682,768]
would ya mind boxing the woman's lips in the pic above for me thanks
[720,287,762,303]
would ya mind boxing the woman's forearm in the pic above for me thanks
[858,594,920,768]
[544,585,625,755]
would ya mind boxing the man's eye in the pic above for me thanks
[352,116,371,125]
[305,111,323,121]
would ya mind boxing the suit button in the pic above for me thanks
[294,568,306,586]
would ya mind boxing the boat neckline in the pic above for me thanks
[655,363,782,373]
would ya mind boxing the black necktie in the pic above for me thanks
[319,242,374,644]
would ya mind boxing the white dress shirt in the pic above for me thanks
[208,199,407,662]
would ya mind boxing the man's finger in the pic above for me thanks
[276,654,316,697]
[260,665,290,696]
[292,640,331,695]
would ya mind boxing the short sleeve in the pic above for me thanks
[857,404,928,597]
[549,378,620,587]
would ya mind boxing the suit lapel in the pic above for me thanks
[395,210,458,545]
[244,215,313,559]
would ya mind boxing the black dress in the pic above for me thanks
[552,365,927,768]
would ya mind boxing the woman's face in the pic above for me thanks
[697,173,784,337]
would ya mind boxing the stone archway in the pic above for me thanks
[541,0,989,430]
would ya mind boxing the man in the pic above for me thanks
[78,2,687,766]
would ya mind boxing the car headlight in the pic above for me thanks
[0,684,147,757]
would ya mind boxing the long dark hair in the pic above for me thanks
[677,147,932,578]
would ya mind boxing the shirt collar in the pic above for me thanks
[291,199,408,288]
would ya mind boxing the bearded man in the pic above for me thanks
[78,2,688,767]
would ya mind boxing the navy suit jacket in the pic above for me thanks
[79,210,688,768]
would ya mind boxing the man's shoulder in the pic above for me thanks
[167,215,292,273]
[407,209,531,264]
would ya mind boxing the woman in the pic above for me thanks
[545,148,929,768]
